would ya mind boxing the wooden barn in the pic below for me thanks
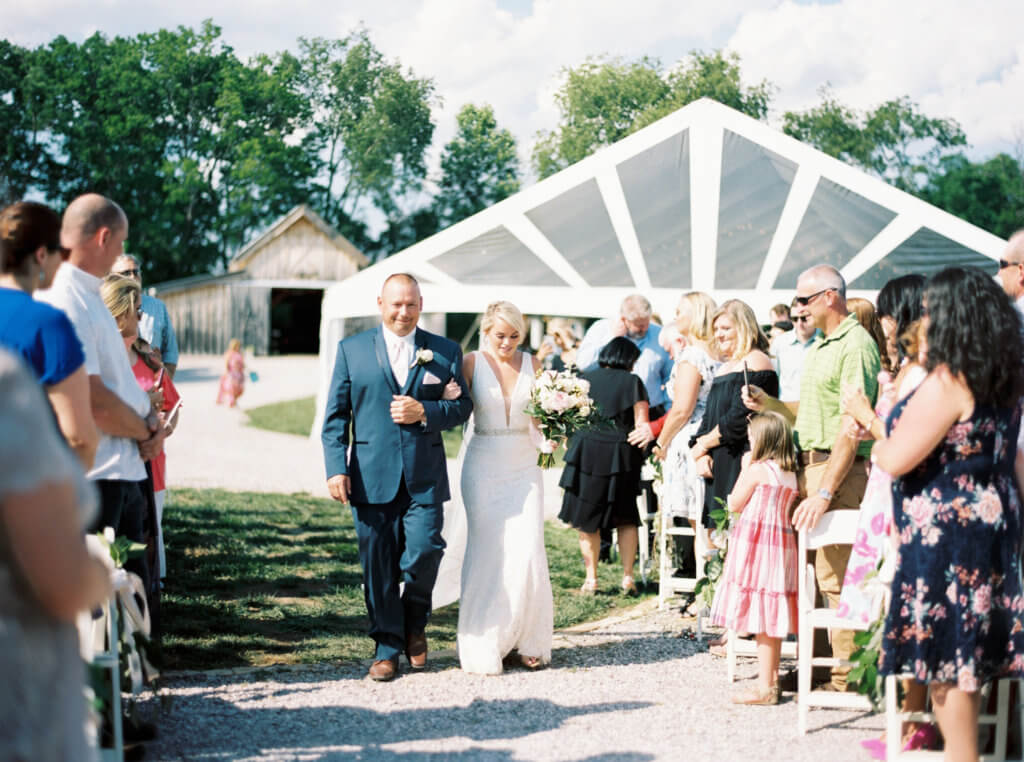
[151,205,368,355]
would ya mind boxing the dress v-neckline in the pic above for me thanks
[478,350,526,428]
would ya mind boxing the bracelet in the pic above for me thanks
[816,487,833,503]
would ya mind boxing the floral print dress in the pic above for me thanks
[880,394,1024,691]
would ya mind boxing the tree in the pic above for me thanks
[0,41,56,204]
[296,32,436,243]
[532,50,772,178]
[920,152,1024,239]
[783,88,966,192]
[434,103,520,229]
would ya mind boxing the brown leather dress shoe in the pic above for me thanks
[368,658,398,682]
[406,631,427,669]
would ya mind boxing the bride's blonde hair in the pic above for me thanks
[481,301,526,344]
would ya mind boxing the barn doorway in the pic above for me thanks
[269,288,322,354]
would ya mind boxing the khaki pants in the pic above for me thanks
[798,459,868,690]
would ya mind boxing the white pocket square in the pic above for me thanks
[422,371,442,385]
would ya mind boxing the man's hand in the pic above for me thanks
[627,422,654,448]
[391,395,426,425]
[741,384,767,412]
[327,474,351,504]
[792,495,829,532]
[138,427,166,461]
[610,316,628,338]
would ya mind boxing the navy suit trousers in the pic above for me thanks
[351,478,445,661]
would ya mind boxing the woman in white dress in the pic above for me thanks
[651,292,719,530]
[456,301,554,673]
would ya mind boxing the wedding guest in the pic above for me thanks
[36,194,164,559]
[743,265,881,692]
[773,297,820,403]
[102,275,181,583]
[876,274,925,372]
[848,297,891,373]
[216,338,246,406]
[111,254,179,379]
[710,412,800,705]
[0,201,98,468]
[455,301,553,673]
[651,292,719,537]
[560,337,650,595]
[873,266,1024,762]
[0,348,111,761]
[576,294,671,416]
[690,299,777,528]
[536,317,580,371]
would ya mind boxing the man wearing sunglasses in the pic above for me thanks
[111,254,179,380]
[773,296,820,403]
[998,230,1024,320]
[743,264,881,692]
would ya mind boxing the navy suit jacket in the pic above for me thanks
[321,325,473,506]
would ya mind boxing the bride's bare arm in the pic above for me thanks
[462,352,475,394]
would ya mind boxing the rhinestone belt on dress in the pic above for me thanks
[474,427,529,436]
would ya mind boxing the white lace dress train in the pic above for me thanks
[456,351,554,674]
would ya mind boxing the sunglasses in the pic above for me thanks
[117,268,141,278]
[790,315,812,324]
[999,259,1020,270]
[794,288,834,307]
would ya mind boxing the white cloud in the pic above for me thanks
[726,0,1024,157]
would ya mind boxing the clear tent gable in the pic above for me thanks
[313,97,1005,436]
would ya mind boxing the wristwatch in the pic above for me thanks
[816,487,834,503]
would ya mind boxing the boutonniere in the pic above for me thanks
[412,348,433,367]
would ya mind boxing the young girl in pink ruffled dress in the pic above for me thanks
[710,411,799,705]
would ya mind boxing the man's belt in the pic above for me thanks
[798,449,867,466]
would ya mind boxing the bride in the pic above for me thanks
[447,300,554,673]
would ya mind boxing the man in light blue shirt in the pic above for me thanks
[112,254,180,378]
[772,298,820,402]
[576,294,672,416]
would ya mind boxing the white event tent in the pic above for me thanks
[313,97,1005,435]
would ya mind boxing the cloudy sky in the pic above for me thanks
[7,0,1023,185]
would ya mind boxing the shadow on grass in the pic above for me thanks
[148,695,653,759]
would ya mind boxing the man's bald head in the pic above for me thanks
[61,194,128,277]
[998,229,1024,300]
[61,194,127,248]
[798,264,846,299]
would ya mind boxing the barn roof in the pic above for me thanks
[229,204,369,272]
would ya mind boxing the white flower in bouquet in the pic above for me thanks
[525,367,598,468]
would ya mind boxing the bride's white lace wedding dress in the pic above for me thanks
[453,350,553,673]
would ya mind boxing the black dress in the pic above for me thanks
[691,369,779,526]
[558,367,648,533]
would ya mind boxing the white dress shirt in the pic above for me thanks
[37,264,150,481]
[773,328,820,403]
[381,325,415,388]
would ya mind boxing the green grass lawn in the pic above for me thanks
[246,396,465,457]
[162,488,653,671]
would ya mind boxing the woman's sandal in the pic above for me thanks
[621,575,639,596]
[580,578,598,595]
[520,655,545,670]
[731,682,780,706]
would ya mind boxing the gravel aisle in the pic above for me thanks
[143,603,881,761]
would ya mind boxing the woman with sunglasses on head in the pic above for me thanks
[872,266,1024,762]
[0,201,98,469]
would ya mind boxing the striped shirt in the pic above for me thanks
[793,313,881,457]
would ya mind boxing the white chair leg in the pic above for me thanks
[886,675,902,762]
[726,631,736,683]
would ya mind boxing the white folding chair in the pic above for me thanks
[725,631,799,683]
[798,509,873,734]
[657,512,706,609]
[884,676,1020,761]
[89,596,124,762]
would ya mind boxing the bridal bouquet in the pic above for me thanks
[524,368,596,468]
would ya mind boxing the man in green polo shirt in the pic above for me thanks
[744,264,880,691]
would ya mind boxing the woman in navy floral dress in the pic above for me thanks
[873,266,1024,762]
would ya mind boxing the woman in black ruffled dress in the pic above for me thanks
[559,337,650,596]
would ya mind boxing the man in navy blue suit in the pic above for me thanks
[322,273,473,681]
